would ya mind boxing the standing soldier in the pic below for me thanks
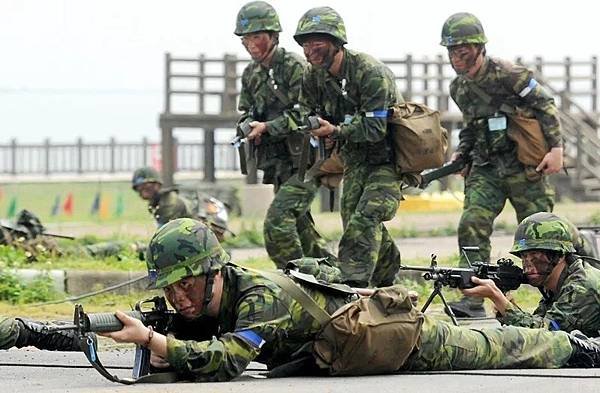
[234,1,335,268]
[293,7,402,287]
[440,13,564,317]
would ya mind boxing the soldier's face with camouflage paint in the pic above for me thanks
[164,275,208,319]
[135,182,160,201]
[520,250,554,287]
[241,32,275,63]
[301,36,338,71]
[448,44,483,77]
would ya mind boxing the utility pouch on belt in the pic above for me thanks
[507,115,549,167]
[388,103,448,174]
[257,267,424,376]
[286,133,308,169]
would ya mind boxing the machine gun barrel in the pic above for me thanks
[419,157,467,189]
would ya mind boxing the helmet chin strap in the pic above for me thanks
[257,41,278,65]
[322,45,340,73]
[539,251,563,287]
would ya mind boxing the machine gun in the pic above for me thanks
[418,157,468,189]
[44,296,177,384]
[400,247,526,325]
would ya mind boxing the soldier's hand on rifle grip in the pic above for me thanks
[461,277,510,316]
[246,121,267,144]
[310,118,336,138]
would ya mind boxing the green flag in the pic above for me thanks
[6,196,17,218]
[114,193,124,217]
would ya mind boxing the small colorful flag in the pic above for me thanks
[99,194,110,220]
[6,196,17,218]
[50,195,61,216]
[63,193,74,216]
[114,193,124,217]
[90,192,101,215]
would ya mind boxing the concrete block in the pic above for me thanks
[65,270,148,296]
[12,269,66,294]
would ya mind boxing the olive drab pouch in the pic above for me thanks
[388,103,448,174]
[286,132,308,169]
[312,285,424,376]
[507,115,549,167]
[305,144,345,190]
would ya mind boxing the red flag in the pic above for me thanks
[63,193,74,216]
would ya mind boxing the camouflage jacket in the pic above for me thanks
[450,56,562,168]
[148,188,193,227]
[498,259,600,337]
[165,264,353,381]
[299,48,402,167]
[238,47,306,183]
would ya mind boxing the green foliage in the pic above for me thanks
[223,223,265,248]
[0,245,29,267]
[589,210,600,225]
[0,271,59,304]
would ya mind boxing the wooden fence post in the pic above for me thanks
[10,138,17,175]
[44,138,50,175]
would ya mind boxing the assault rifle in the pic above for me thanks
[418,157,467,189]
[44,296,177,384]
[297,115,322,182]
[400,247,526,325]
[230,118,255,175]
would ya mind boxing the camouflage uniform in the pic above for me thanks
[235,2,334,267]
[143,219,586,381]
[442,13,562,268]
[497,212,600,337]
[0,316,83,351]
[295,7,402,287]
[148,187,193,227]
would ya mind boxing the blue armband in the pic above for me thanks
[548,320,561,331]
[518,78,538,97]
[234,329,265,349]
[364,110,390,118]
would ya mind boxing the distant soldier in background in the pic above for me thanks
[131,166,193,227]
[440,13,564,317]
[234,1,336,268]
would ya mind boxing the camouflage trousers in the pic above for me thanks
[0,316,19,350]
[338,164,402,287]
[264,175,336,269]
[458,165,554,267]
[405,316,572,370]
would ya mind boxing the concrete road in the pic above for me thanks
[1,348,599,393]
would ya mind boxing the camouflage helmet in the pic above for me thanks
[145,218,230,289]
[131,167,162,190]
[440,12,488,47]
[293,7,347,45]
[510,212,577,256]
[234,1,282,36]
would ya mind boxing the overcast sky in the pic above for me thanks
[1,0,598,143]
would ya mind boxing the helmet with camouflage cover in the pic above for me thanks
[510,212,577,256]
[440,12,488,47]
[234,1,281,36]
[294,6,347,46]
[145,218,230,289]
[131,167,161,190]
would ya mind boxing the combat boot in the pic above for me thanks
[446,296,486,318]
[566,330,600,367]
[14,318,87,351]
